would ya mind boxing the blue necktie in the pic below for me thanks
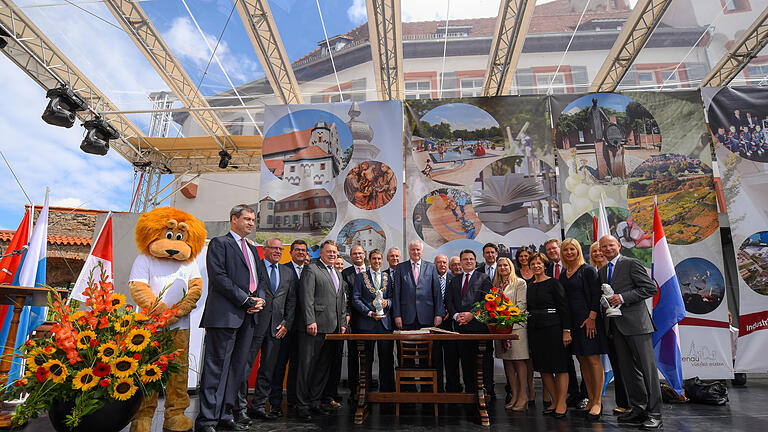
[607,262,613,284]
[270,263,278,294]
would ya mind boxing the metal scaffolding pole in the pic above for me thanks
[482,0,535,97]
[366,0,403,100]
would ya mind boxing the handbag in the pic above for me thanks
[682,377,728,405]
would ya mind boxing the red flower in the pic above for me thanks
[133,353,142,361]
[35,367,49,383]
[485,302,497,312]
[100,378,110,387]
[489,312,498,318]
[90,339,100,347]
[490,288,498,294]
[93,362,111,377]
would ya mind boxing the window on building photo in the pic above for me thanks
[460,78,484,97]
[267,215,273,225]
[320,163,326,170]
[535,73,567,94]
[267,202,273,210]
[328,93,352,102]
[324,212,333,222]
[290,166,295,172]
[746,63,768,84]
[293,215,299,224]
[404,80,432,99]
[284,216,289,224]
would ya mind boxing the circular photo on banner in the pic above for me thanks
[627,154,717,245]
[565,206,651,267]
[738,232,768,295]
[262,109,354,186]
[344,161,397,210]
[410,103,505,186]
[336,219,387,262]
[555,93,661,185]
[254,188,337,244]
[472,155,559,236]
[413,188,482,249]
[707,87,768,163]
[675,257,725,315]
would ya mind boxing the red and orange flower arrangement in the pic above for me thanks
[472,283,528,333]
[6,264,184,429]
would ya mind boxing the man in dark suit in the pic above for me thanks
[236,238,297,421]
[268,240,308,415]
[433,254,452,392]
[392,240,443,330]
[385,247,400,282]
[324,245,365,407]
[295,240,348,421]
[476,243,498,281]
[351,249,395,392]
[445,249,493,394]
[195,205,265,432]
[599,235,662,430]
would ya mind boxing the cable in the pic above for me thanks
[438,0,451,99]
[0,151,33,205]
[180,0,263,136]
[316,0,344,100]
[547,0,591,94]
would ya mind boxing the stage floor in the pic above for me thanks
[25,377,768,431]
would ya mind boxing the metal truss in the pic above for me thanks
[700,7,768,88]
[133,165,162,213]
[102,0,237,154]
[483,0,536,97]
[366,0,403,100]
[234,0,303,104]
[0,0,164,167]
[590,0,673,92]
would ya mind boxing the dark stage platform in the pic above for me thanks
[23,377,768,431]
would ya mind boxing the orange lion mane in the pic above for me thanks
[135,207,206,262]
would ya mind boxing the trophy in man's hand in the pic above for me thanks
[373,289,386,318]
[600,283,622,317]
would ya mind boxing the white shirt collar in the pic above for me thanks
[464,269,475,278]
[411,259,421,267]
[609,254,621,266]
[230,230,246,243]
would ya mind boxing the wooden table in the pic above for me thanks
[326,333,517,426]
[0,286,67,427]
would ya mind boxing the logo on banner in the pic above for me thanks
[681,340,726,368]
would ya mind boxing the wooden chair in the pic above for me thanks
[395,340,438,417]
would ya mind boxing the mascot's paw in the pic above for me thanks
[163,414,194,432]
[129,417,153,432]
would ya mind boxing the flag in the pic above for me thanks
[601,353,614,395]
[651,202,687,395]
[594,198,613,392]
[9,189,51,380]
[0,209,32,352]
[70,213,113,301]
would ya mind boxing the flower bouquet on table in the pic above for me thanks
[5,264,184,431]
[472,285,528,334]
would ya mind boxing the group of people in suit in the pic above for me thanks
[193,204,663,431]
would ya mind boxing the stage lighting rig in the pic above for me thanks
[218,150,232,169]
[42,85,88,128]
[80,117,119,156]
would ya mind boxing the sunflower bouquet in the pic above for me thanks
[5,264,184,429]
[472,284,528,331]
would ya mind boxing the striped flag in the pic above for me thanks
[595,197,614,393]
[70,213,113,301]
[10,189,51,380]
[651,202,687,395]
[0,208,32,351]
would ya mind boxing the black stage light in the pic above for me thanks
[218,150,231,169]
[80,117,119,156]
[0,27,10,49]
[42,85,88,128]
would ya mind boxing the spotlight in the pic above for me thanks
[218,150,231,169]
[0,27,9,49]
[80,117,119,156]
[42,85,88,128]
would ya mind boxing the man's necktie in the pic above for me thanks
[439,275,446,299]
[462,273,469,296]
[328,265,339,292]
[554,263,560,279]
[270,263,278,294]
[295,265,303,278]
[373,272,380,289]
[241,238,256,293]
[357,266,363,274]
[607,262,613,284]
[413,261,420,285]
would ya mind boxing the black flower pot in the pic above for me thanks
[48,393,143,432]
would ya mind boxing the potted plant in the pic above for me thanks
[472,285,528,334]
[5,264,184,432]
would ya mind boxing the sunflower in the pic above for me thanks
[113,315,133,333]
[73,368,98,391]
[42,346,56,355]
[125,328,152,352]
[484,294,495,302]
[76,330,97,350]
[509,306,521,315]
[70,310,86,322]
[26,348,48,370]
[42,359,68,383]
[110,293,127,310]
[98,341,119,363]
[112,356,139,377]
[138,365,162,383]
[132,313,150,322]
[111,377,138,401]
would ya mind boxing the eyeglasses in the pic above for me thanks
[264,246,282,250]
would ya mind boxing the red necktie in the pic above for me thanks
[241,238,256,293]
[462,273,469,296]
[554,263,560,279]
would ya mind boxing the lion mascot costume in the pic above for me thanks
[129,207,207,432]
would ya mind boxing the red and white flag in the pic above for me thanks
[71,213,113,301]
